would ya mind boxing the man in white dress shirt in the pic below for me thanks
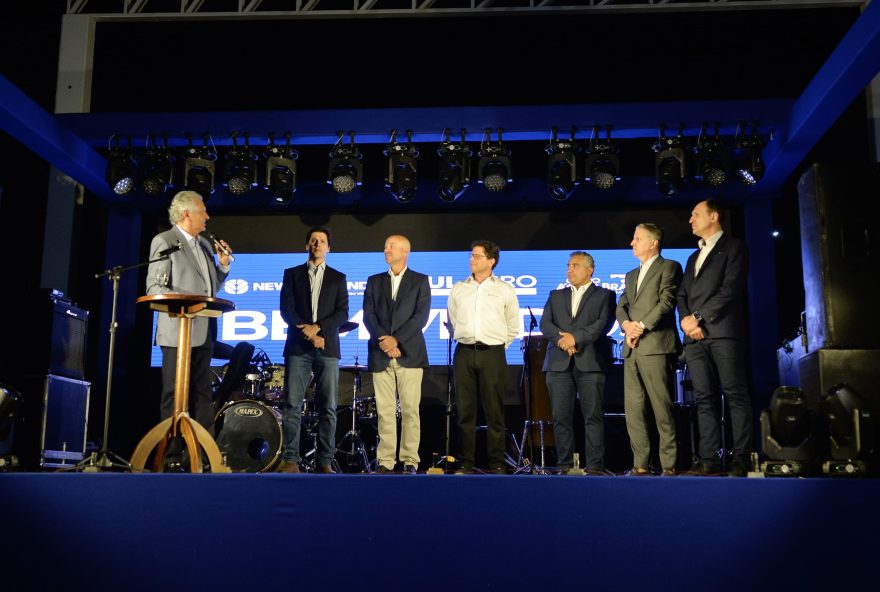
[447,240,520,474]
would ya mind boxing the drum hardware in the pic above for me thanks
[261,364,286,403]
[674,359,699,466]
[515,324,553,475]
[335,356,374,473]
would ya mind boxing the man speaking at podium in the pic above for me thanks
[146,190,233,434]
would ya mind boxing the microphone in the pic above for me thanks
[157,242,183,257]
[208,233,235,262]
[527,306,538,330]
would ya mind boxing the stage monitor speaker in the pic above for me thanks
[797,163,880,351]
[40,374,90,469]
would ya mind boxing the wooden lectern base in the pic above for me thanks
[131,293,234,473]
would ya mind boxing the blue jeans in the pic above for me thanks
[545,368,606,470]
[282,351,339,467]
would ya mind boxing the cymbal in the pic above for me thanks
[339,321,359,333]
[339,364,367,373]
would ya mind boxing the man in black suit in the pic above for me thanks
[363,235,431,474]
[277,227,349,473]
[677,199,752,477]
[540,251,616,475]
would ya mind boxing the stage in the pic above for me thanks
[1,473,877,591]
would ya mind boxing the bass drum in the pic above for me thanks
[215,400,283,473]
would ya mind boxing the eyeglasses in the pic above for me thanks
[470,253,488,260]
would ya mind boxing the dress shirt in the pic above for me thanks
[177,226,212,294]
[636,254,659,292]
[695,230,724,276]
[448,275,520,347]
[389,266,407,301]
[308,261,326,323]
[570,282,590,317]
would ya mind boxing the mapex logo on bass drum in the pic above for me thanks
[225,279,249,295]
[234,406,263,417]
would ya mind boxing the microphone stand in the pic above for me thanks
[429,321,456,474]
[515,314,539,474]
[78,253,172,472]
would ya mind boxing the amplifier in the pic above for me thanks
[46,294,89,379]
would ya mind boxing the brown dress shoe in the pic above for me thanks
[277,461,300,473]
[318,465,336,474]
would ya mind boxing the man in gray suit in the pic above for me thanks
[146,190,233,432]
[616,223,683,476]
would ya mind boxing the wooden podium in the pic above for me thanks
[130,294,235,473]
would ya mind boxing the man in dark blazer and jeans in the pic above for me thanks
[277,227,349,473]
[677,200,752,476]
[540,251,616,475]
[363,235,431,474]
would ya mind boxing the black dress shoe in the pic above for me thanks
[487,467,507,475]
[453,466,473,475]
[685,461,722,476]
[376,465,395,474]
[402,464,417,475]
[318,465,336,474]
[727,460,748,477]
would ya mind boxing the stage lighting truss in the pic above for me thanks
[328,131,364,194]
[264,133,298,204]
[223,133,258,196]
[584,126,620,191]
[477,128,512,193]
[544,127,579,201]
[106,135,137,196]
[734,123,765,185]
[384,129,420,203]
[182,135,217,201]
[436,128,472,203]
[141,135,175,197]
[652,127,686,197]
[693,124,728,187]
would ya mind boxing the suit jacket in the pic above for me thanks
[146,226,228,348]
[363,268,431,372]
[280,262,349,359]
[616,256,683,357]
[676,233,749,343]
[541,284,616,373]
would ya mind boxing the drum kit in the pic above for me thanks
[211,323,383,473]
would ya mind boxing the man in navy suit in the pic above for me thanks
[277,227,349,473]
[147,190,233,432]
[677,200,752,477]
[540,252,616,475]
[363,235,431,474]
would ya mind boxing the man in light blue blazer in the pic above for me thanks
[146,190,232,431]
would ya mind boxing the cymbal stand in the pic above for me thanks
[335,359,371,473]
[80,256,163,472]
